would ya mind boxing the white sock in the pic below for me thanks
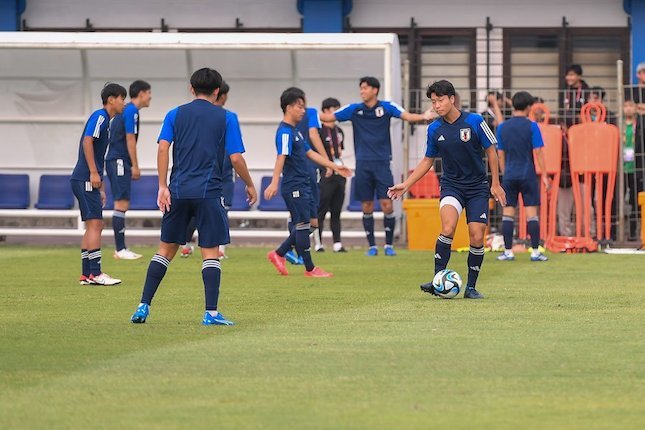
[333,242,343,252]
[220,245,226,254]
[312,227,322,249]
[207,310,218,317]
[531,249,540,257]
[505,249,514,256]
[384,244,393,249]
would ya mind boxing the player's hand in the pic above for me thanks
[491,183,507,207]
[422,108,437,121]
[100,190,106,208]
[542,173,551,191]
[264,182,278,200]
[246,185,258,206]
[157,186,171,213]
[387,183,408,200]
[90,171,101,189]
[132,166,141,181]
[487,93,499,106]
[334,165,352,178]
[325,167,333,178]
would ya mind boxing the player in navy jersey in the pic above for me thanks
[319,76,433,257]
[281,88,328,265]
[105,80,151,261]
[266,88,352,278]
[70,83,127,286]
[388,80,506,299]
[496,91,549,262]
[131,68,257,325]
[180,81,237,259]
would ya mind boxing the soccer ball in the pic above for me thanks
[432,269,462,299]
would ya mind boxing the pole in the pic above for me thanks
[617,60,625,244]
[402,59,411,246]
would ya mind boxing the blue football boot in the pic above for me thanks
[202,312,235,326]
[131,303,149,323]
[366,246,378,257]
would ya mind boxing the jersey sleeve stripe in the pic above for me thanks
[93,115,105,138]
[281,133,290,155]
[480,121,497,144]
[388,101,406,113]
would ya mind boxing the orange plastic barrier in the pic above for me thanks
[407,169,440,199]
[553,102,619,251]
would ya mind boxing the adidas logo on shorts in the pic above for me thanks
[479,213,487,219]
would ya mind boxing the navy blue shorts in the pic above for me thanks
[503,177,540,207]
[160,197,230,248]
[71,179,103,221]
[282,188,312,224]
[440,182,490,224]
[308,163,320,219]
[355,160,393,201]
[105,159,132,201]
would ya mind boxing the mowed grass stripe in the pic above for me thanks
[0,246,644,429]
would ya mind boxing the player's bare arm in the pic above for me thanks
[400,109,435,123]
[157,139,171,213]
[306,149,352,177]
[485,145,506,206]
[265,155,286,200]
[388,156,434,200]
[229,152,258,205]
[534,147,550,190]
[126,133,141,180]
[82,135,101,188]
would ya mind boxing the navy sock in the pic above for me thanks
[277,227,297,257]
[502,216,514,251]
[295,224,315,271]
[467,245,485,288]
[81,249,89,277]
[527,216,540,249]
[384,213,396,246]
[88,248,101,276]
[140,254,170,305]
[363,213,376,247]
[435,235,452,274]
[113,210,126,251]
[202,259,221,311]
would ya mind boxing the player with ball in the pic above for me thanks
[388,80,506,299]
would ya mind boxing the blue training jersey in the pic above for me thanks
[297,107,321,170]
[222,110,246,183]
[275,121,311,193]
[157,99,244,199]
[106,102,139,162]
[496,117,544,180]
[334,100,404,161]
[71,108,110,181]
[426,111,497,188]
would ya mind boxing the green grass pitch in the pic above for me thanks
[1,245,644,429]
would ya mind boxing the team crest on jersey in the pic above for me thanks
[375,106,384,117]
[459,128,471,142]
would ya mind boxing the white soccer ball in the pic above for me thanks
[432,269,462,299]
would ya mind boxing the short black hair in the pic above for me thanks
[190,68,223,97]
[129,80,151,99]
[590,86,606,101]
[426,80,456,99]
[280,87,305,113]
[321,97,341,111]
[511,91,534,111]
[101,83,127,105]
[359,76,380,92]
[566,64,583,75]
[216,81,230,101]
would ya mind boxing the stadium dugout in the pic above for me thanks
[0,32,401,239]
